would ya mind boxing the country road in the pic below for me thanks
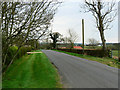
[42,50,118,88]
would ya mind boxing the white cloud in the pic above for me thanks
[52,0,118,43]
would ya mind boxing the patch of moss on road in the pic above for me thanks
[3,50,62,88]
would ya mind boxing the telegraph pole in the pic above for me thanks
[82,19,84,54]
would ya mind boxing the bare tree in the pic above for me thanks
[1,1,61,71]
[62,37,69,44]
[88,38,99,49]
[67,29,78,49]
[80,0,117,50]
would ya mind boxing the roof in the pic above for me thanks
[73,46,83,49]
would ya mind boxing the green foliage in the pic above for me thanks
[16,46,32,58]
[5,46,32,67]
[106,44,119,50]
[39,43,53,49]
[6,46,18,65]
[112,50,118,57]
[3,50,62,88]
[57,48,110,57]
[25,39,40,50]
[53,50,120,69]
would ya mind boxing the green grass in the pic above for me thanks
[3,50,62,88]
[84,46,102,49]
[112,50,118,57]
[53,50,120,69]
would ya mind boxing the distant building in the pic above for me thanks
[73,46,83,49]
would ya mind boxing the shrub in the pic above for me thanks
[17,46,32,58]
[57,48,110,57]
[6,46,18,65]
[6,46,32,65]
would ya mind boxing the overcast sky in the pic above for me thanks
[51,0,119,43]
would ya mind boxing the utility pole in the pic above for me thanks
[118,2,120,61]
[82,19,84,54]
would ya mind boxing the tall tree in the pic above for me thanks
[50,32,61,49]
[80,0,117,50]
[67,29,78,49]
[1,1,61,71]
[88,38,99,49]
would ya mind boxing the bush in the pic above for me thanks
[57,48,110,57]
[6,46,18,65]
[17,46,32,58]
[106,44,119,50]
[6,46,32,65]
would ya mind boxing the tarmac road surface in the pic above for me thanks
[42,50,118,88]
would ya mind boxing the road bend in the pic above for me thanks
[42,50,118,88]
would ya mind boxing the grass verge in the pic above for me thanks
[3,50,62,88]
[53,50,120,69]
[112,50,118,57]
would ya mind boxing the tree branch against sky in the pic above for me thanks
[80,0,117,50]
[51,0,118,44]
[1,1,61,71]
[67,29,78,49]
[88,38,99,49]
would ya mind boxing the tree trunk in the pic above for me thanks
[71,43,74,49]
[100,31,106,50]
[97,1,106,51]
[53,40,56,49]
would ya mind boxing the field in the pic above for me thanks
[112,50,119,60]
[85,46,119,59]
[84,46,102,49]
[3,50,62,88]
[54,50,120,69]
[112,50,118,57]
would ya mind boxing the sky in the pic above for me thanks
[51,0,119,44]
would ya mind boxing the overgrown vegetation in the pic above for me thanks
[3,46,32,72]
[112,50,118,57]
[112,50,119,60]
[3,50,62,88]
[106,44,119,50]
[57,48,110,57]
[1,1,61,72]
[53,50,120,69]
